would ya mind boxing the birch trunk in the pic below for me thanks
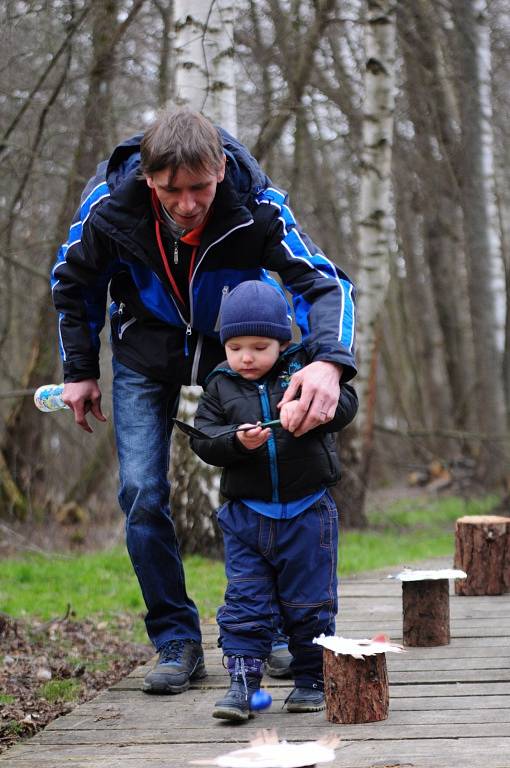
[351,0,397,515]
[170,0,238,552]
[174,0,237,134]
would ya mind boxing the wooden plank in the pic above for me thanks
[139,655,510,674]
[90,686,509,711]
[111,668,510,690]
[30,721,510,745]
[42,704,510,730]
[4,738,510,768]
[124,652,510,681]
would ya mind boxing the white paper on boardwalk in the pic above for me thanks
[388,568,467,581]
[313,633,405,660]
[189,730,339,768]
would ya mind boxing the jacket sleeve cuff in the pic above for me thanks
[63,357,100,382]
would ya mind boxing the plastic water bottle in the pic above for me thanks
[34,384,69,412]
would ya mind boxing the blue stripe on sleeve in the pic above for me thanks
[339,279,355,352]
[256,187,355,350]
[51,181,110,287]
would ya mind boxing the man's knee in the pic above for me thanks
[120,478,171,522]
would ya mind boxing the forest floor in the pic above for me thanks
[0,610,152,754]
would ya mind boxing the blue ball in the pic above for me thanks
[250,690,272,711]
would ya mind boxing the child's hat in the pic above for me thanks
[219,280,292,344]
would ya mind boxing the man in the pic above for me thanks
[51,107,356,695]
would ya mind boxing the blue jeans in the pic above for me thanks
[216,493,338,688]
[112,358,201,649]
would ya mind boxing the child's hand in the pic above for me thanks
[279,400,304,434]
[236,423,271,450]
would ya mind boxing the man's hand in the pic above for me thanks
[236,423,271,450]
[277,361,342,437]
[63,379,107,433]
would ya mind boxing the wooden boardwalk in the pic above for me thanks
[2,561,510,768]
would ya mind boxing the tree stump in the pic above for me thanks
[402,579,450,646]
[454,515,510,596]
[323,648,389,723]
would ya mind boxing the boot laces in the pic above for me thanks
[159,639,187,664]
[234,656,249,701]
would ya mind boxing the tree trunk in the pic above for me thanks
[349,0,397,518]
[170,0,238,553]
[154,0,176,108]
[402,580,450,646]
[0,0,145,515]
[399,1,476,433]
[174,0,237,133]
[454,515,510,595]
[453,0,507,485]
[323,648,389,724]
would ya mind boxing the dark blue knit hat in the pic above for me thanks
[219,281,292,344]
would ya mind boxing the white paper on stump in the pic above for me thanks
[388,568,467,582]
[313,633,405,660]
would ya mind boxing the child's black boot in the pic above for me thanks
[285,682,325,713]
[212,656,263,722]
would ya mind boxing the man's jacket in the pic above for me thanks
[191,344,358,503]
[51,130,356,386]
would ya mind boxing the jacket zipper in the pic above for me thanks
[191,332,203,385]
[257,382,279,502]
[117,302,136,339]
[188,219,254,328]
[214,285,230,332]
[173,240,179,264]
[184,323,192,357]
[183,219,253,374]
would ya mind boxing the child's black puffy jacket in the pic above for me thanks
[191,344,358,503]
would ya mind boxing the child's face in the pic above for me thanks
[225,336,286,380]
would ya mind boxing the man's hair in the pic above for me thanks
[140,107,224,179]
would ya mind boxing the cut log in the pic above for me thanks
[454,515,510,596]
[402,578,450,646]
[323,648,389,723]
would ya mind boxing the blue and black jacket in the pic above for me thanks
[191,344,358,502]
[51,130,356,386]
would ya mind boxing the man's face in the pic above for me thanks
[146,160,225,229]
[225,336,285,380]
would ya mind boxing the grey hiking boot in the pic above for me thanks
[265,635,293,679]
[285,684,325,713]
[213,656,263,722]
[143,639,206,694]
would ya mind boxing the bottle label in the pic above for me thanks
[34,384,68,412]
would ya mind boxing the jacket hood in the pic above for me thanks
[101,128,270,205]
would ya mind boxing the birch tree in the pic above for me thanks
[170,0,237,553]
[350,0,397,517]
[174,0,237,132]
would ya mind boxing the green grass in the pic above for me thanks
[341,493,497,575]
[0,694,16,705]
[38,679,81,704]
[0,494,497,626]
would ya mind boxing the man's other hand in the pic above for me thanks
[63,379,107,433]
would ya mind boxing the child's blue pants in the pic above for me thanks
[216,491,339,688]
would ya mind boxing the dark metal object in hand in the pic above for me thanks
[172,418,281,440]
